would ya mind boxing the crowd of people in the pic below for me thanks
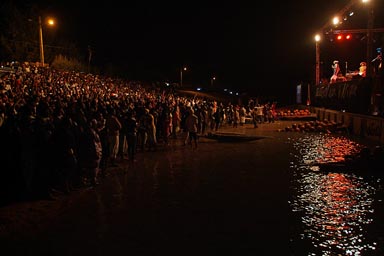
[0,64,278,205]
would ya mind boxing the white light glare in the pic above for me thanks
[333,17,340,25]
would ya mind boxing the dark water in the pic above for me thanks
[288,133,384,256]
[1,130,384,255]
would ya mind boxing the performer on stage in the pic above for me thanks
[330,60,340,84]
[359,62,367,77]
[372,47,382,76]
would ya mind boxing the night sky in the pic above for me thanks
[9,0,384,100]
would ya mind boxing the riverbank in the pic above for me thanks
[0,118,383,255]
[0,120,302,237]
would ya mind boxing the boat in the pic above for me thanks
[308,146,384,176]
[205,132,265,142]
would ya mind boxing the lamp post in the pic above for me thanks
[315,34,321,85]
[38,16,55,67]
[180,66,187,87]
[211,76,216,87]
[366,6,374,77]
[38,16,44,66]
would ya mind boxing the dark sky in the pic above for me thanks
[15,0,384,99]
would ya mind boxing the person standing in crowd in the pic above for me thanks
[137,107,148,151]
[255,103,264,124]
[106,108,122,167]
[264,102,275,123]
[33,101,55,200]
[144,108,157,151]
[118,110,128,161]
[213,106,222,131]
[239,105,246,126]
[251,106,258,128]
[78,119,102,186]
[50,116,78,194]
[201,105,209,136]
[90,119,103,185]
[232,106,240,128]
[125,110,138,162]
[162,108,173,146]
[185,107,199,149]
[181,105,190,145]
[171,105,181,139]
[95,111,109,178]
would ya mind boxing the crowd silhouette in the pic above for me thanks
[0,64,277,206]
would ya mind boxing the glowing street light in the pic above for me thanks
[180,66,187,87]
[211,76,216,87]
[332,16,341,26]
[315,34,321,85]
[38,16,55,67]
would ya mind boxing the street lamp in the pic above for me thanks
[365,4,374,77]
[211,76,216,87]
[315,34,321,85]
[38,16,55,67]
[180,66,187,87]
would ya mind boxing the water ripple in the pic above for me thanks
[289,133,379,255]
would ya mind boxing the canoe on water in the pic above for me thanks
[205,132,266,142]
[308,157,384,176]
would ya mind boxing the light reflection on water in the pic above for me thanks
[289,133,380,255]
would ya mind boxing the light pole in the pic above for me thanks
[88,45,92,73]
[315,34,321,85]
[38,16,44,66]
[211,76,216,87]
[38,16,55,67]
[180,66,187,87]
[366,6,374,77]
